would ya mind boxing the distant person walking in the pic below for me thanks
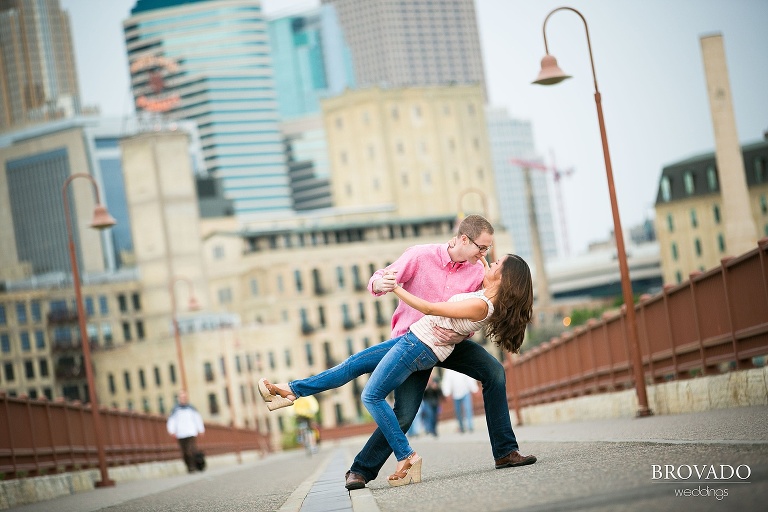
[167,390,205,473]
[421,373,444,437]
[441,369,479,433]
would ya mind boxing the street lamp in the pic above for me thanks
[532,6,652,417]
[170,276,200,393]
[62,173,117,487]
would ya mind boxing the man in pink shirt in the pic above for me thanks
[344,214,536,490]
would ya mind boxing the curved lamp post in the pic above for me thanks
[532,6,651,417]
[62,173,117,486]
[170,276,200,394]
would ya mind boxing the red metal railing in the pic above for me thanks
[0,396,272,480]
[507,239,768,412]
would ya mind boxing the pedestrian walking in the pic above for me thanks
[441,369,479,433]
[166,390,205,473]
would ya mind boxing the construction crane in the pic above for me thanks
[509,154,575,257]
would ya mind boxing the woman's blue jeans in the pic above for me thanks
[360,331,437,461]
[288,338,397,398]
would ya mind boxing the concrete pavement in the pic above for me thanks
[6,405,768,511]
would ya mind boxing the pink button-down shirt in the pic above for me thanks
[368,243,485,337]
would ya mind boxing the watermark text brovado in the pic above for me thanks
[651,464,751,501]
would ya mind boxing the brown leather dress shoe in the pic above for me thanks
[494,450,537,469]
[345,471,367,490]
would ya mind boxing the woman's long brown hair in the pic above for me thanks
[484,254,533,353]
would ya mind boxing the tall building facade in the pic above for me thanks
[124,0,292,217]
[267,4,355,211]
[268,4,355,121]
[322,85,502,224]
[323,0,487,97]
[654,137,768,284]
[0,0,81,132]
[486,107,557,262]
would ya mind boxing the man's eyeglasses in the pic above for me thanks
[466,235,492,253]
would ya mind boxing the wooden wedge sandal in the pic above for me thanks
[388,452,422,487]
[258,378,295,411]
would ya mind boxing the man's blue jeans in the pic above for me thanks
[349,339,518,482]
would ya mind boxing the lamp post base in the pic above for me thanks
[95,479,116,488]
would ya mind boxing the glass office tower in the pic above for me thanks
[125,0,292,216]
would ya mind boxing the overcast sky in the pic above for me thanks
[59,0,768,256]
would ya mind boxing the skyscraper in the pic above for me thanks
[268,4,355,120]
[323,0,487,97]
[124,0,292,217]
[486,107,558,262]
[0,0,81,132]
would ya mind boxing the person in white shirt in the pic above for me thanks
[441,369,479,433]
[166,390,205,473]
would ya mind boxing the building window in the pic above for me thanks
[235,356,242,374]
[218,288,232,304]
[391,107,399,120]
[0,305,6,325]
[213,245,225,259]
[108,373,116,394]
[718,234,726,253]
[136,321,145,340]
[336,266,345,288]
[24,360,34,379]
[35,330,45,350]
[158,397,165,415]
[755,156,766,183]
[139,369,146,389]
[39,359,49,378]
[305,343,314,366]
[666,214,674,232]
[102,322,113,344]
[250,278,259,296]
[684,172,695,195]
[204,362,214,382]
[208,393,219,415]
[118,294,128,313]
[99,296,109,314]
[1,334,10,353]
[690,209,698,228]
[294,270,303,292]
[284,349,292,368]
[122,322,132,341]
[169,364,177,384]
[358,302,366,322]
[30,301,41,322]
[268,351,275,370]
[20,332,31,352]
[347,338,354,357]
[123,371,131,392]
[694,238,702,257]
[154,366,161,386]
[132,293,141,311]
[707,165,718,191]
[761,196,768,215]
[660,177,671,202]
[16,303,27,324]
[675,271,682,284]
[671,242,678,261]
[85,297,95,316]
[713,204,721,224]
[3,362,14,381]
